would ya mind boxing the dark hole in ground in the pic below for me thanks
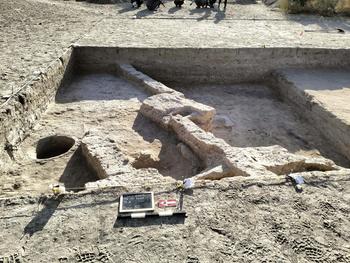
[18,94,25,106]
[36,135,75,159]
[59,145,100,192]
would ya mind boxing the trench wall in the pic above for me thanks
[270,71,350,161]
[74,46,350,84]
[0,48,75,162]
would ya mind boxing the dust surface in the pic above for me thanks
[1,0,350,99]
[1,177,350,262]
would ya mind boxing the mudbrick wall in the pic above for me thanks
[0,48,75,165]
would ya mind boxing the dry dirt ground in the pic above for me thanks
[1,0,350,98]
[1,0,350,262]
[1,177,350,262]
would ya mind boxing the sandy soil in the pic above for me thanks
[1,176,350,262]
[0,0,102,99]
[1,0,350,99]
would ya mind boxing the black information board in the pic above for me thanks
[119,192,154,213]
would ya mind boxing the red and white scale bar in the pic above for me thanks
[158,199,177,208]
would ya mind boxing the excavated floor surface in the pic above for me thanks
[173,83,350,167]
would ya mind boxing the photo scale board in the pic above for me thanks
[119,192,155,213]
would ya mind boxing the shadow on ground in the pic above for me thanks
[168,6,182,13]
[59,146,100,191]
[118,4,136,13]
[114,213,186,227]
[285,13,350,32]
[23,195,64,236]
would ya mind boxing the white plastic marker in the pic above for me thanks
[158,211,174,217]
[131,213,146,218]
[183,178,194,189]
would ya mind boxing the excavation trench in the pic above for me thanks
[168,83,349,168]
[1,47,350,195]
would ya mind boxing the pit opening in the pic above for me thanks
[18,94,26,106]
[36,135,75,159]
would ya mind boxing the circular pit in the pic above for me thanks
[36,135,75,159]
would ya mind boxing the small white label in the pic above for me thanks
[131,213,146,218]
[158,211,174,217]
